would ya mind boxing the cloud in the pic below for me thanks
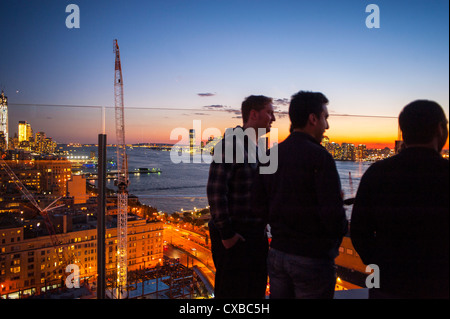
[271,98,290,119]
[274,110,289,119]
[197,93,216,97]
[203,104,242,117]
[203,104,229,109]
[202,102,288,118]
[182,112,210,116]
[273,98,290,107]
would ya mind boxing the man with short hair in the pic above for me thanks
[351,100,449,299]
[254,90,347,299]
[207,95,275,299]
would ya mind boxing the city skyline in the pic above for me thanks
[2,111,400,150]
[3,109,445,150]
[0,0,448,148]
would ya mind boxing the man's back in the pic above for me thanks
[257,132,346,259]
[351,147,449,298]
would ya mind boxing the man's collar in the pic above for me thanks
[290,131,321,145]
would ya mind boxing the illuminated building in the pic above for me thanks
[341,143,356,161]
[321,135,330,148]
[34,160,72,197]
[35,132,46,153]
[203,135,222,156]
[18,121,27,143]
[8,133,18,151]
[356,144,367,160]
[42,137,56,154]
[0,159,72,198]
[334,236,367,289]
[325,142,341,159]
[0,132,6,151]
[0,165,42,199]
[0,91,7,150]
[189,129,195,154]
[67,175,88,204]
[18,121,33,152]
[395,140,403,154]
[0,216,164,298]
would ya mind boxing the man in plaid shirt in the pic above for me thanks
[207,95,275,299]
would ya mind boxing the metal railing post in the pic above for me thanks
[97,133,107,299]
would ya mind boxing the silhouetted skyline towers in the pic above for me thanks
[0,91,8,149]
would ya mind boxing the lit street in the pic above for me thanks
[163,225,215,289]
[162,223,361,294]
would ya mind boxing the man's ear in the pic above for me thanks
[308,113,318,126]
[439,121,448,136]
[249,109,258,122]
[438,121,449,143]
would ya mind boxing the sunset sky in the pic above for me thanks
[1,0,448,149]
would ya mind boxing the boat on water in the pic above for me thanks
[135,167,161,173]
[80,167,162,180]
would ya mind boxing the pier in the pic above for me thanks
[81,168,161,180]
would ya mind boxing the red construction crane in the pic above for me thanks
[113,39,129,299]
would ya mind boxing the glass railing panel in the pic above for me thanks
[1,103,449,298]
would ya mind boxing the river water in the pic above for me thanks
[63,146,372,219]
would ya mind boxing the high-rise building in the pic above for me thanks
[322,135,330,148]
[18,121,28,143]
[325,141,341,159]
[341,143,356,161]
[43,137,56,154]
[189,129,195,154]
[35,132,46,153]
[0,132,6,151]
[356,144,367,160]
[34,132,56,154]
[18,121,33,151]
[0,91,7,149]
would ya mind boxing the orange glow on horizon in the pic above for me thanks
[273,131,396,150]
[102,108,449,151]
[268,116,399,150]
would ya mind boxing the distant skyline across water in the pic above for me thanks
[5,102,436,150]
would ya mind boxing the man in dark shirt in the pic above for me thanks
[351,100,449,299]
[207,95,275,298]
[254,91,347,298]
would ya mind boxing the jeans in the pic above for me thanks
[267,248,336,299]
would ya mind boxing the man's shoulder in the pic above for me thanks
[280,133,328,153]
[278,136,334,169]
[362,155,399,177]
[363,150,449,177]
[374,149,448,168]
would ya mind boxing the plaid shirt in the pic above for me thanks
[207,126,263,240]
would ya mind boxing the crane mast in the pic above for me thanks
[113,39,129,298]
